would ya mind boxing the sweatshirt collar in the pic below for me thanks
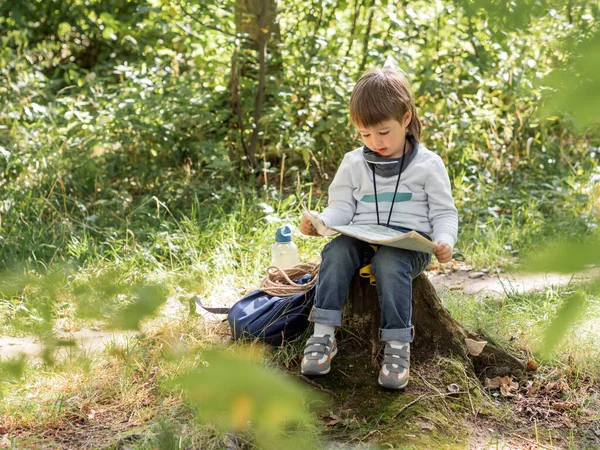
[362,134,419,178]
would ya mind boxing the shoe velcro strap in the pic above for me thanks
[304,352,327,361]
[383,354,409,368]
[307,335,332,346]
[304,344,329,355]
[383,358,410,372]
[385,347,409,359]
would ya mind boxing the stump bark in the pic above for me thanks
[346,273,525,379]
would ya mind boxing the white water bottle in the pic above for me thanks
[271,225,299,268]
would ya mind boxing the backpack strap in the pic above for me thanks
[191,296,230,315]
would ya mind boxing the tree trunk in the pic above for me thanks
[358,4,374,75]
[232,0,280,170]
[346,273,525,380]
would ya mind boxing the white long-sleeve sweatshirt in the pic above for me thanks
[318,144,459,248]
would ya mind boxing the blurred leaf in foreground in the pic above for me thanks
[540,292,586,357]
[74,270,130,320]
[0,355,26,380]
[523,239,597,355]
[113,285,168,330]
[173,348,322,450]
[456,0,550,32]
[523,239,600,274]
[541,31,600,129]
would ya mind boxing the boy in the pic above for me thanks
[299,68,458,389]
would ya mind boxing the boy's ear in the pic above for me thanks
[403,111,412,128]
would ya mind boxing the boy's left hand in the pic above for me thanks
[433,240,452,263]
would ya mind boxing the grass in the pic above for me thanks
[2,0,600,445]
[442,280,600,379]
[1,177,600,448]
[1,140,599,449]
[2,274,600,448]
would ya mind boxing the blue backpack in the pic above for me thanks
[193,274,315,346]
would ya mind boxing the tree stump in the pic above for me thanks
[345,273,525,379]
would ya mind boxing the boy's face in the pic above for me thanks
[356,113,411,159]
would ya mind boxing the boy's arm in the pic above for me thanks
[317,154,357,227]
[425,156,458,249]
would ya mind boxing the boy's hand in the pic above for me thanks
[433,240,452,263]
[300,212,321,236]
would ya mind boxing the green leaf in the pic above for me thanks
[456,0,545,31]
[114,285,167,330]
[0,355,26,380]
[541,31,600,129]
[57,22,71,39]
[523,239,600,274]
[173,348,322,449]
[540,292,586,357]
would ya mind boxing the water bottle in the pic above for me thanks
[271,225,299,268]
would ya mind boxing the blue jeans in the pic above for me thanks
[310,226,431,343]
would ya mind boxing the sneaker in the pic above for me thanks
[378,343,410,389]
[301,334,337,375]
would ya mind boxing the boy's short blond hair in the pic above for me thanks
[349,68,422,141]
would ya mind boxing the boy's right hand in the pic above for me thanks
[300,212,321,236]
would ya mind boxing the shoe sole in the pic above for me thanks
[301,346,338,376]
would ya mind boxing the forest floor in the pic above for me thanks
[2,263,599,449]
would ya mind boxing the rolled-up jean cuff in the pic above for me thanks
[309,306,342,327]
[380,326,414,343]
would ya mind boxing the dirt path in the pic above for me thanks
[0,329,132,361]
[0,296,187,361]
[427,262,586,298]
[0,266,587,361]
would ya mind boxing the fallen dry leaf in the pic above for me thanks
[0,435,10,450]
[465,338,487,356]
[485,376,518,394]
[551,401,578,411]
[500,384,513,397]
[543,379,570,395]
[485,375,511,389]
[524,380,539,397]
[485,377,502,389]
[326,418,342,426]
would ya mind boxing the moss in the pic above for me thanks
[298,341,483,447]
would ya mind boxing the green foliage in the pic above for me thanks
[541,291,587,357]
[114,285,167,330]
[1,1,600,446]
[522,237,600,355]
[0,355,26,380]
[542,30,600,129]
[1,0,599,269]
[456,0,564,33]
[173,348,322,449]
[525,239,600,274]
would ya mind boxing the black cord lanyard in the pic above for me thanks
[371,136,408,227]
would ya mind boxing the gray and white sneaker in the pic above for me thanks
[301,335,337,375]
[378,343,410,389]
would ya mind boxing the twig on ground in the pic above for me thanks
[510,433,556,449]
[392,391,467,420]
[414,371,442,395]
[360,429,381,442]
[286,370,337,397]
